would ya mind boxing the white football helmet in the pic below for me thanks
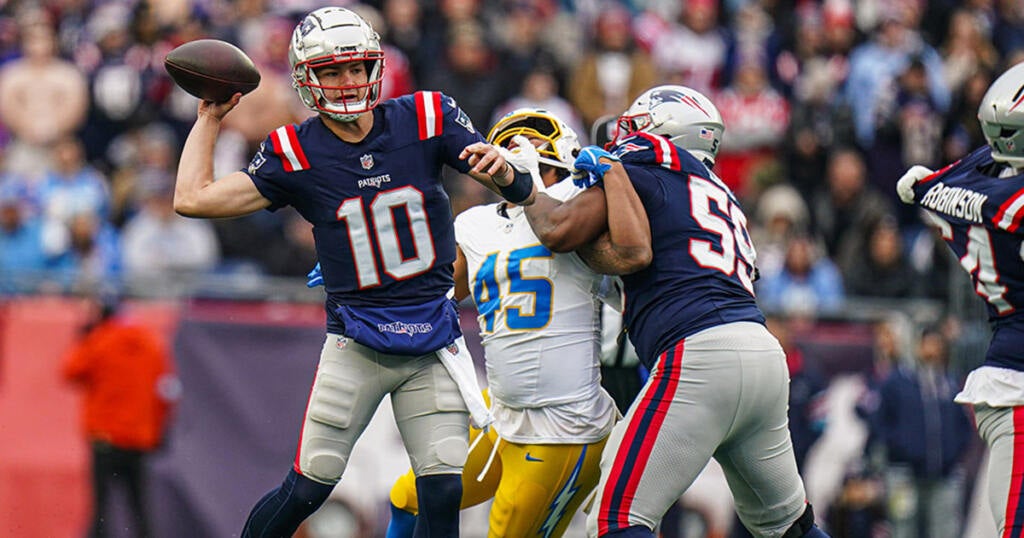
[979,61,1024,168]
[487,108,581,170]
[289,7,385,122]
[614,85,724,164]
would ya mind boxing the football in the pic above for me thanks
[164,39,261,103]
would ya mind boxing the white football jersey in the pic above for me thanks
[455,180,618,443]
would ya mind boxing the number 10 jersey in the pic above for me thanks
[244,92,485,334]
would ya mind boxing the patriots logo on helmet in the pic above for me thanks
[360,153,374,169]
[299,17,316,36]
[648,89,712,118]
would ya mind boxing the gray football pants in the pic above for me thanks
[974,403,1024,536]
[294,334,470,485]
[588,322,807,537]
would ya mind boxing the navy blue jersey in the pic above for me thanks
[912,146,1024,370]
[245,91,483,322]
[610,133,765,366]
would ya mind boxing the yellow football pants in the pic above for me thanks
[390,407,607,538]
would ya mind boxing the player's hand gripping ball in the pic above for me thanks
[572,146,620,189]
[164,39,261,103]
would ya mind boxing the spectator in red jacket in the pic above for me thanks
[62,294,179,538]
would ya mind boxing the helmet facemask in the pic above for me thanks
[979,62,1024,169]
[290,8,386,122]
[487,109,581,170]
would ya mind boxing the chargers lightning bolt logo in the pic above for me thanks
[539,446,587,538]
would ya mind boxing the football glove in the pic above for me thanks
[572,146,620,189]
[497,134,545,193]
[306,262,323,288]
[896,165,934,204]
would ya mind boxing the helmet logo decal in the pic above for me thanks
[699,128,715,140]
[1009,93,1024,113]
[299,17,316,36]
[649,89,711,118]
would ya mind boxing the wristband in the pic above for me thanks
[497,167,533,204]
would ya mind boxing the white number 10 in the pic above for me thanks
[336,186,436,288]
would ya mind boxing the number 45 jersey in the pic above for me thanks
[245,91,484,319]
[910,146,1024,373]
[610,134,764,367]
[455,180,618,443]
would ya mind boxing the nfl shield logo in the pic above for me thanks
[446,342,459,355]
[335,337,348,350]
[360,154,374,170]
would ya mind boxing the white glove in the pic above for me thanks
[897,165,933,204]
[498,135,545,193]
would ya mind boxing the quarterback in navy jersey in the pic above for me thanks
[898,61,1024,537]
[172,7,536,538]
[523,85,827,538]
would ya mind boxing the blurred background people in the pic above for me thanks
[0,18,88,181]
[868,326,975,538]
[62,293,179,538]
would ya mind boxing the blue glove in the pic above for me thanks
[306,262,324,288]
[572,146,620,189]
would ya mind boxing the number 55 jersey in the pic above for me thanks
[610,134,764,366]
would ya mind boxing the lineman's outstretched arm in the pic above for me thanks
[523,188,608,253]
[591,161,652,273]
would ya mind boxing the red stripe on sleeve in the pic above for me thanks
[285,125,310,170]
[432,91,443,137]
[665,140,682,171]
[994,190,1024,231]
[269,129,293,172]
[416,92,428,140]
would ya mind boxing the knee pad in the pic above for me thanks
[299,434,350,483]
[435,434,469,469]
[413,433,468,476]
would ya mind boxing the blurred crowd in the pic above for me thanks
[0,0,1021,307]
[0,0,1018,535]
